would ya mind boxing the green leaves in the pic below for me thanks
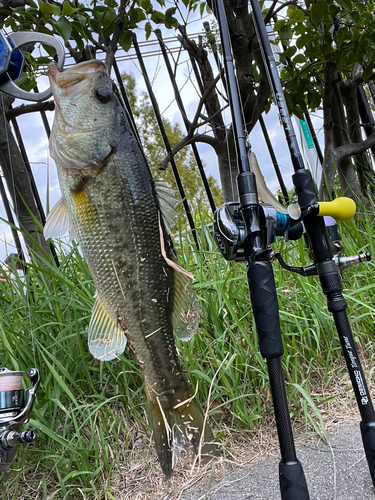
[296,32,314,49]
[271,0,375,115]
[287,5,306,22]
[278,21,293,46]
[38,0,60,17]
[119,29,132,52]
[151,9,165,24]
[336,0,353,10]
[55,17,72,43]
[310,0,329,26]
[293,54,307,64]
[62,1,77,17]
[145,21,152,40]
[140,0,152,14]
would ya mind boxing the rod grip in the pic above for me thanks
[247,260,283,358]
[360,421,375,486]
[279,461,310,500]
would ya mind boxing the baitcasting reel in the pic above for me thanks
[213,202,371,275]
[213,202,303,262]
[0,367,40,472]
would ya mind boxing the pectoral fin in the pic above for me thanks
[154,180,178,234]
[88,295,127,361]
[44,198,74,239]
[156,212,199,341]
[171,269,200,341]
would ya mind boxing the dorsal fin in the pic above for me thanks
[88,295,127,361]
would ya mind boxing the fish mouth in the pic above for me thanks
[48,60,108,89]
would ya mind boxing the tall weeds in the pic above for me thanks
[0,205,374,499]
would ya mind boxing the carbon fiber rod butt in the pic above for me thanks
[247,260,283,358]
[279,461,310,500]
[360,421,375,486]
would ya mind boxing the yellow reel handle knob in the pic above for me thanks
[317,197,356,221]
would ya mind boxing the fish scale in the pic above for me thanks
[45,59,219,477]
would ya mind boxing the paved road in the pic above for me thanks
[181,424,375,500]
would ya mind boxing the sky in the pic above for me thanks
[0,3,324,263]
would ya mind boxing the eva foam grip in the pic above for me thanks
[360,421,375,487]
[279,461,310,500]
[247,260,284,358]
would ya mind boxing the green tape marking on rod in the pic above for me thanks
[299,119,314,149]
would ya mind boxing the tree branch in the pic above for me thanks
[159,133,221,170]
[188,73,222,132]
[105,0,128,71]
[179,29,227,142]
[334,131,375,163]
[159,73,223,170]
[263,0,281,25]
[319,61,336,199]
[5,100,55,121]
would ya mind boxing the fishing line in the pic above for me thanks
[1,93,37,369]
[160,71,193,118]
[0,93,29,265]
[225,126,236,201]
[1,94,18,226]
[214,47,237,201]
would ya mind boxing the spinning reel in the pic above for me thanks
[0,367,40,472]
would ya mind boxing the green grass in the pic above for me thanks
[0,204,375,499]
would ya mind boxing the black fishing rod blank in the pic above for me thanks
[154,29,216,214]
[10,114,59,267]
[213,0,310,498]
[0,172,25,266]
[273,14,324,168]
[203,21,289,205]
[250,0,375,488]
[132,33,199,250]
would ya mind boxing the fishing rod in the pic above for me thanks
[10,114,59,267]
[0,173,25,265]
[271,14,324,169]
[212,0,309,498]
[212,0,375,498]
[249,4,375,482]
[202,21,290,205]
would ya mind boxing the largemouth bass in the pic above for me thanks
[44,60,218,477]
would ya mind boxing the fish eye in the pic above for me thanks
[95,87,112,104]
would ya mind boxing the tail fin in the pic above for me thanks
[147,392,219,479]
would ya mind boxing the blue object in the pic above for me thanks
[0,31,65,102]
[276,212,289,233]
[0,32,24,87]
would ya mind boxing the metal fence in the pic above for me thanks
[0,24,326,262]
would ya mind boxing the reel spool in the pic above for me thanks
[0,370,24,422]
[0,368,40,472]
